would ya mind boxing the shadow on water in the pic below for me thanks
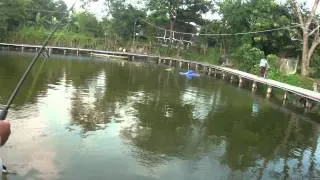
[0,51,320,179]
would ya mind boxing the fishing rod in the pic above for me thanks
[0,1,77,120]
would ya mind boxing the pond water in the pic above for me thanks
[0,51,320,180]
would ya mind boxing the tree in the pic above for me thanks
[70,12,103,37]
[54,0,69,20]
[291,0,320,76]
[105,0,147,40]
[219,0,294,56]
[147,0,212,44]
[24,0,66,28]
[0,0,25,40]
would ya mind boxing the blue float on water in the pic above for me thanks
[179,70,200,78]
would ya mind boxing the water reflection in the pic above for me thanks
[252,97,260,118]
[70,70,109,133]
[0,52,320,179]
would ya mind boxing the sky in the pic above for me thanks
[63,0,145,20]
[64,0,107,19]
[63,0,318,21]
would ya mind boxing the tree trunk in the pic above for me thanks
[169,18,176,47]
[203,43,208,55]
[169,8,177,48]
[292,0,320,77]
[301,32,310,76]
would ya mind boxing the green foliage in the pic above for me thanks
[0,0,26,41]
[234,44,265,73]
[8,26,98,48]
[184,47,220,64]
[267,54,280,68]
[24,0,68,28]
[274,74,314,90]
[232,51,313,89]
[218,0,297,56]
[310,49,320,77]
[70,12,103,37]
[105,2,147,39]
[264,54,280,78]
[147,0,212,42]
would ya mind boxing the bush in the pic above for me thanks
[8,27,97,48]
[265,54,280,79]
[183,47,220,64]
[267,54,280,69]
[234,44,265,73]
[310,50,320,78]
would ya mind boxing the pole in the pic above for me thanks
[104,31,107,50]
[133,18,137,48]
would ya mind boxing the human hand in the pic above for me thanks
[0,120,11,146]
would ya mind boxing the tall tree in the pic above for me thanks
[71,12,102,37]
[219,0,294,56]
[105,0,147,39]
[19,0,69,29]
[291,0,320,76]
[147,0,212,44]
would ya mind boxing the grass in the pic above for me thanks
[183,47,221,64]
[273,74,315,90]
[178,47,316,90]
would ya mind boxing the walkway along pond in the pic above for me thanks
[1,42,320,111]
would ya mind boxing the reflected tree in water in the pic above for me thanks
[0,54,68,106]
[70,70,110,134]
[118,68,220,167]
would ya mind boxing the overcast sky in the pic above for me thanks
[63,0,318,21]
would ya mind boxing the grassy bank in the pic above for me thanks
[177,47,316,90]
[273,74,315,90]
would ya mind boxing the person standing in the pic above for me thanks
[259,58,269,78]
